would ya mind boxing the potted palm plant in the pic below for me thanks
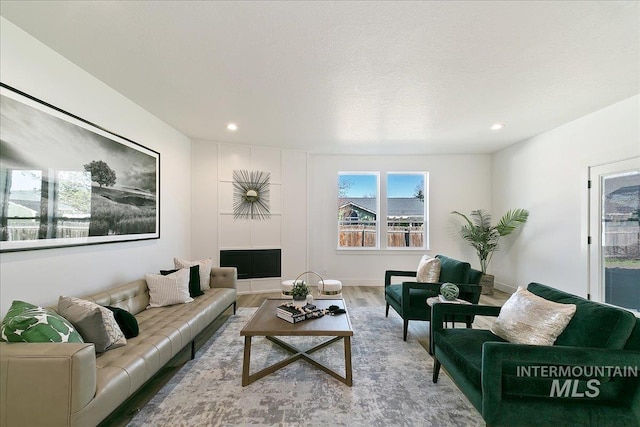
[451,209,529,295]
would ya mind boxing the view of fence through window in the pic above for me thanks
[338,173,378,248]
[387,173,426,248]
[338,172,426,249]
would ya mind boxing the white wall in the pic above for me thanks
[191,141,308,293]
[492,94,640,296]
[0,18,192,317]
[308,154,492,285]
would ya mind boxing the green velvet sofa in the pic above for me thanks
[431,282,640,427]
[385,254,482,340]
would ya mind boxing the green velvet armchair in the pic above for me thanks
[384,254,482,341]
[431,283,640,426]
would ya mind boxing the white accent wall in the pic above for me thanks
[191,141,308,293]
[308,154,492,285]
[0,19,192,317]
[491,94,640,297]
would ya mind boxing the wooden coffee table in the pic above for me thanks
[240,298,353,386]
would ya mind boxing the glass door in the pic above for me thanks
[589,157,640,312]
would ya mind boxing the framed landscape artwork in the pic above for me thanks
[0,83,160,252]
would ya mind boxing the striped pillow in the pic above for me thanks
[145,268,193,308]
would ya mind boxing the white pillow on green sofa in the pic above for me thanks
[490,286,576,346]
[417,255,441,282]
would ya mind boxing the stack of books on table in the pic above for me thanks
[276,303,324,323]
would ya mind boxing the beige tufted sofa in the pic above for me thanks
[0,267,237,427]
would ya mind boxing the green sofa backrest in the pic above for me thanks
[468,269,482,285]
[527,282,637,349]
[624,318,640,351]
[436,255,471,284]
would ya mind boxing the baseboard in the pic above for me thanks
[237,280,383,295]
[339,279,381,286]
[494,281,517,294]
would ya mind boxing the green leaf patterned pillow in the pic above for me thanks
[1,300,84,343]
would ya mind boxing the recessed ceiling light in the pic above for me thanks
[490,123,505,131]
[227,123,238,131]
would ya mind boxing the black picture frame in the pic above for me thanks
[0,83,160,252]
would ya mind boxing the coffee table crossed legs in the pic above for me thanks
[242,334,353,387]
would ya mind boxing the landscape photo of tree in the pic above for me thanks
[0,84,159,252]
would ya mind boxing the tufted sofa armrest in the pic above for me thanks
[0,342,96,427]
[210,267,237,289]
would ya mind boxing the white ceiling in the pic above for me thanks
[1,1,638,155]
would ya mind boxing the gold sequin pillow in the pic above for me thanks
[490,286,577,346]
[417,255,441,283]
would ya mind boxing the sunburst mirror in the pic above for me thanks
[232,169,271,220]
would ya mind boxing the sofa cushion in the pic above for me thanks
[58,296,126,353]
[161,265,204,298]
[490,287,576,346]
[527,283,637,349]
[105,306,139,338]
[434,328,506,389]
[436,255,471,284]
[417,255,441,282]
[1,300,84,343]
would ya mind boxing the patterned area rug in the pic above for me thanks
[127,307,483,427]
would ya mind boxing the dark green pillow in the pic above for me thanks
[105,306,139,338]
[160,265,204,298]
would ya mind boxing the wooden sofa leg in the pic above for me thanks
[433,358,441,383]
[233,301,237,315]
[385,303,389,317]
[403,319,409,341]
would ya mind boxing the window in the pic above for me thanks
[387,173,427,249]
[1,169,91,242]
[338,172,379,248]
[337,171,428,250]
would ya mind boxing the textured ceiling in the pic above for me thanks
[1,1,638,154]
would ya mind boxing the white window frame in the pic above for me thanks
[337,171,429,251]
[386,171,429,251]
[337,171,380,250]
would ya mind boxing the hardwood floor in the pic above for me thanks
[238,286,510,350]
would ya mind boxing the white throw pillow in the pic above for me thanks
[174,257,213,290]
[146,268,193,308]
[416,255,441,283]
[490,286,577,346]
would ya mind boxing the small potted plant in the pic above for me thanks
[291,281,310,307]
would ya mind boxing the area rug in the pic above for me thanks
[127,307,483,427]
